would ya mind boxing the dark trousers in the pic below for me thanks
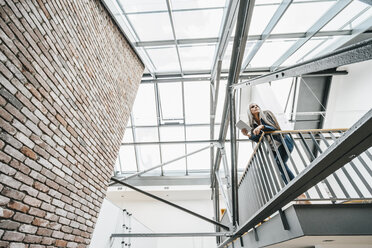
[274,135,295,184]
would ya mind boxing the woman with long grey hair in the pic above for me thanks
[241,103,295,184]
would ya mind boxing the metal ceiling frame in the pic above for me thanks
[240,0,293,73]
[270,0,353,71]
[233,38,372,89]
[134,30,358,47]
[107,0,372,183]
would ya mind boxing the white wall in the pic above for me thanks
[107,188,217,248]
[324,60,372,128]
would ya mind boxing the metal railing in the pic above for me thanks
[236,128,372,226]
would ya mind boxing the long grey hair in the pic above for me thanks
[247,103,281,130]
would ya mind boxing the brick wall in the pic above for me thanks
[0,0,144,247]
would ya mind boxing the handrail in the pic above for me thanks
[265,128,348,134]
[238,128,349,187]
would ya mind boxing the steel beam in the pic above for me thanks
[210,0,239,81]
[165,0,183,75]
[218,109,372,248]
[140,67,347,83]
[121,139,251,146]
[110,178,230,231]
[111,232,232,238]
[233,38,372,89]
[271,0,352,70]
[135,30,356,47]
[224,0,256,227]
[241,0,292,72]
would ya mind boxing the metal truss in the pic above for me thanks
[233,38,372,89]
[240,0,293,72]
[270,0,353,71]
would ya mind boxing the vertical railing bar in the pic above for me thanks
[263,137,285,190]
[256,147,274,198]
[244,166,259,218]
[318,132,350,198]
[258,145,280,195]
[329,132,364,198]
[364,150,372,161]
[357,155,372,178]
[247,160,264,208]
[349,161,371,196]
[269,134,291,184]
[248,163,262,213]
[252,156,268,204]
[279,133,299,175]
[298,132,324,198]
[288,133,308,167]
[260,140,281,193]
[253,155,270,204]
[257,146,276,197]
[309,131,323,154]
[288,133,312,198]
[309,132,337,199]
[298,132,316,160]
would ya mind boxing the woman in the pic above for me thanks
[241,103,295,184]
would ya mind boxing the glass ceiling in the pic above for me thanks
[102,0,372,177]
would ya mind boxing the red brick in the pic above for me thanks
[7,200,29,213]
[32,218,49,227]
[55,240,67,247]
[0,209,15,218]
[2,231,25,242]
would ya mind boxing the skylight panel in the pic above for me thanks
[146,46,181,73]
[249,39,297,68]
[160,144,186,172]
[171,0,226,10]
[135,128,159,143]
[271,1,334,34]
[321,1,369,31]
[184,81,210,124]
[159,126,185,141]
[282,38,326,66]
[158,83,184,122]
[347,7,372,28]
[119,146,137,172]
[122,127,133,143]
[128,13,173,41]
[186,144,210,170]
[137,145,161,173]
[248,4,280,36]
[179,45,216,71]
[299,36,341,61]
[224,41,256,71]
[119,0,167,13]
[186,126,210,141]
[132,84,157,126]
[173,9,224,39]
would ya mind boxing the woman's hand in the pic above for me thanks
[241,128,251,138]
[253,125,264,135]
